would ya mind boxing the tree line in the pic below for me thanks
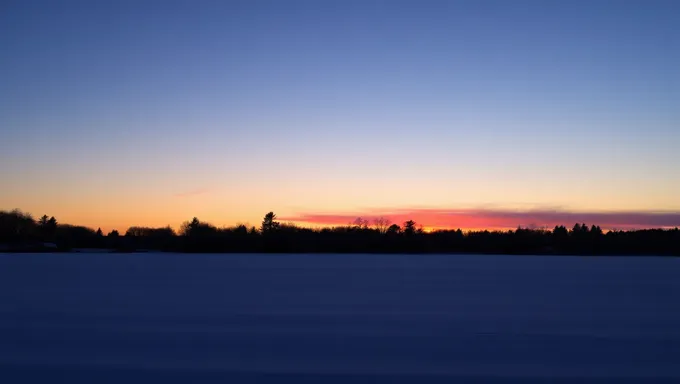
[1,209,678,255]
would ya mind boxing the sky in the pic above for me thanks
[1,0,679,232]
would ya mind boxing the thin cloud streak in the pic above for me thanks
[173,188,212,198]
[281,208,680,230]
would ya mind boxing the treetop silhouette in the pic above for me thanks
[0,209,678,255]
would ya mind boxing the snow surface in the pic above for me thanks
[0,253,679,383]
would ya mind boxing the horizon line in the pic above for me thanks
[4,207,680,234]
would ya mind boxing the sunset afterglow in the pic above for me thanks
[1,1,678,233]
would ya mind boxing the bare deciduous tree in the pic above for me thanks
[351,217,369,230]
[373,217,391,234]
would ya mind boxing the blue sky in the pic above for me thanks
[1,0,679,231]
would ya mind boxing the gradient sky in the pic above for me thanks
[2,0,679,232]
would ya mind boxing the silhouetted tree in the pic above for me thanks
[590,225,603,236]
[403,220,417,235]
[34,214,58,241]
[37,215,49,240]
[552,225,569,252]
[47,216,57,234]
[261,212,280,234]
[352,217,369,230]
[180,217,201,236]
[373,217,391,234]
[96,228,103,237]
[38,215,49,227]
[553,225,567,236]
[387,224,401,234]
[233,224,248,235]
[0,209,36,244]
[108,230,119,237]
[179,218,217,241]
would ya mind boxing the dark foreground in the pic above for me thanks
[1,253,679,383]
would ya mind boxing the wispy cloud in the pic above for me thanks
[280,208,680,230]
[173,187,212,198]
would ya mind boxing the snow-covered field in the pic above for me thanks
[0,253,678,383]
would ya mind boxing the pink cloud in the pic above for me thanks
[280,208,680,230]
